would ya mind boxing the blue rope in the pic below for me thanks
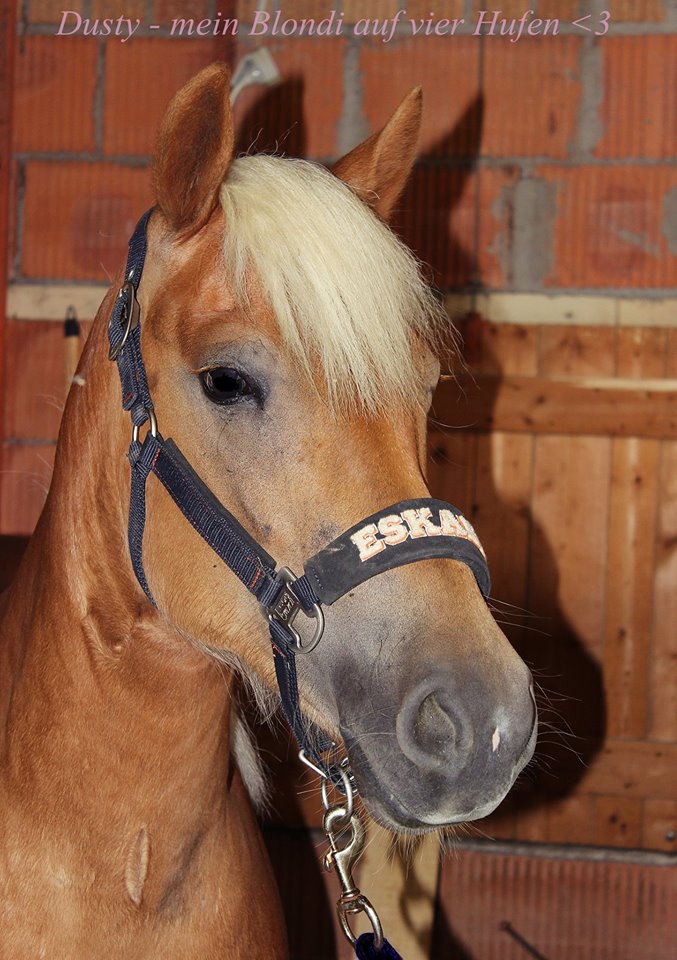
[355,933,403,959]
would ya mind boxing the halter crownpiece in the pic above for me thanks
[108,208,491,787]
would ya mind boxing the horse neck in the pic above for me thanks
[0,298,233,854]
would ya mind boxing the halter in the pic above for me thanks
[108,207,491,786]
[108,208,491,956]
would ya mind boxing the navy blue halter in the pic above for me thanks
[108,208,491,788]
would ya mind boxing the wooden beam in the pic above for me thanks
[433,374,677,439]
[7,283,109,322]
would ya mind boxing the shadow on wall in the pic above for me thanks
[396,93,483,292]
[236,77,307,158]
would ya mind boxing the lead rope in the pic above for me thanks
[305,758,403,959]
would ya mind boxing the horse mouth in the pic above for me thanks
[343,716,537,834]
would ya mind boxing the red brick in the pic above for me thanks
[153,0,211,20]
[537,0,580,17]
[104,39,220,156]
[237,0,335,20]
[27,1,83,23]
[483,36,582,158]
[344,0,464,19]
[13,37,98,153]
[234,37,346,159]
[535,164,677,288]
[597,36,677,159]
[28,0,145,22]
[4,320,66,441]
[470,0,538,15]
[359,38,479,158]
[22,161,152,280]
[92,0,145,16]
[608,0,666,20]
[0,443,55,535]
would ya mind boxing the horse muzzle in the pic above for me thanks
[340,664,537,830]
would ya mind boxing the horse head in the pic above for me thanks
[120,63,536,832]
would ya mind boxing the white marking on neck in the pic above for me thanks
[125,826,149,906]
[492,727,501,752]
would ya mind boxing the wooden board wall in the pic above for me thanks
[428,317,677,855]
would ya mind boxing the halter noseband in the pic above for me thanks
[108,208,491,787]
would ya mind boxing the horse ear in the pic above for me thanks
[154,63,234,238]
[333,87,422,221]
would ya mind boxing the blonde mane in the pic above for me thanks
[219,155,446,415]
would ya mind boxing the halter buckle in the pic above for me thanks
[267,566,325,653]
[109,280,141,361]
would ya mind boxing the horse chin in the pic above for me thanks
[344,721,537,835]
[357,784,513,835]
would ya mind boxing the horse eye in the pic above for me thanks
[200,367,254,405]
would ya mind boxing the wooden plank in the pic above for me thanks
[617,327,667,379]
[666,329,677,378]
[642,799,677,854]
[648,440,677,742]
[594,795,643,848]
[474,432,533,651]
[432,374,677,439]
[540,325,617,377]
[545,794,596,846]
[572,740,677,800]
[513,804,550,844]
[6,283,109,323]
[603,333,663,741]
[603,438,659,738]
[444,292,621,326]
[477,321,540,376]
[529,434,610,660]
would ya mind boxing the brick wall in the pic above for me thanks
[11,3,233,285]
[232,0,677,293]
[8,0,677,293]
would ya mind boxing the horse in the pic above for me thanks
[0,64,536,958]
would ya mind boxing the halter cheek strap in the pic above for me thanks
[108,209,491,787]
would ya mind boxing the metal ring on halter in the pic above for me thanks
[108,280,140,361]
[338,894,384,949]
[321,761,354,814]
[131,408,158,443]
[266,566,325,653]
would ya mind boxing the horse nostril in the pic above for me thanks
[397,685,473,772]
[415,692,458,757]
